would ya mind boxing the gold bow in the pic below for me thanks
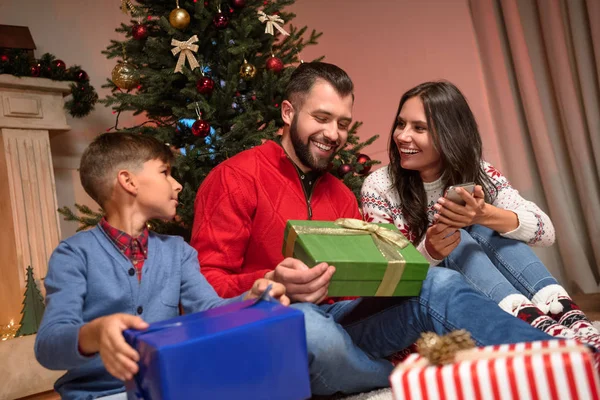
[257,11,290,36]
[284,218,410,296]
[171,35,200,74]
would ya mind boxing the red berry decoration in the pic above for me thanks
[0,54,9,63]
[75,70,89,82]
[265,56,284,73]
[30,65,41,77]
[338,164,353,176]
[192,119,211,137]
[52,59,66,70]
[213,13,229,29]
[196,76,215,95]
[132,23,149,40]
[356,153,372,174]
[231,0,246,8]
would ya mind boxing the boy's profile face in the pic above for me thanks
[133,158,182,220]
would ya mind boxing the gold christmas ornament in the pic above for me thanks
[239,60,257,80]
[169,1,191,30]
[111,61,139,90]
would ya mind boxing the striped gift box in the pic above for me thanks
[390,339,600,400]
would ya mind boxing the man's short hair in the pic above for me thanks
[284,62,354,108]
[79,132,174,207]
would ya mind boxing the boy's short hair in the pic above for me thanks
[80,132,174,207]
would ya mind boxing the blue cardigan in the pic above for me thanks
[35,226,242,400]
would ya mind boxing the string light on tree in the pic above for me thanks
[231,0,246,9]
[338,164,353,176]
[169,0,191,30]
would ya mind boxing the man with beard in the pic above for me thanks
[190,62,553,396]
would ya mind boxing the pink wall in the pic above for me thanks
[0,0,502,238]
[290,0,502,167]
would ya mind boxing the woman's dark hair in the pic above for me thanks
[388,81,497,244]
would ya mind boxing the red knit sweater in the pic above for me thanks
[191,140,362,298]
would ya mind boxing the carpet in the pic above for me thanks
[340,321,600,400]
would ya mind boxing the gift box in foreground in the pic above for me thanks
[123,299,310,400]
[283,218,429,297]
[391,339,600,400]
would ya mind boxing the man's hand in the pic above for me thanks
[264,257,335,304]
[424,222,461,260]
[245,278,290,306]
[79,314,149,381]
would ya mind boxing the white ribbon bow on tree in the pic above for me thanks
[257,11,289,36]
[171,35,200,73]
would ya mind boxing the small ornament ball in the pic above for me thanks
[75,70,89,82]
[338,164,353,176]
[132,23,149,40]
[52,59,66,70]
[111,61,139,90]
[192,119,211,137]
[265,56,284,73]
[232,0,246,8]
[30,65,41,77]
[169,7,191,30]
[196,76,215,95]
[213,12,229,29]
[356,154,372,174]
[239,61,257,80]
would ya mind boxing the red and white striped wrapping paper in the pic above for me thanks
[390,339,600,400]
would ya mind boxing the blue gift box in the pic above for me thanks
[123,299,311,400]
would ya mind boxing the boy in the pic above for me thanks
[35,133,288,400]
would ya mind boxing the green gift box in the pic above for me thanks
[282,219,430,297]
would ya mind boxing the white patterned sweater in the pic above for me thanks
[360,162,555,266]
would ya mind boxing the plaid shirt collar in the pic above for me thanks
[100,218,149,262]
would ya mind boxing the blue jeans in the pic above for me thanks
[441,225,558,303]
[291,266,552,395]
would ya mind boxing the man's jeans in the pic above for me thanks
[442,224,558,303]
[291,266,552,395]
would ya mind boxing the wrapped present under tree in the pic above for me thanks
[283,218,429,297]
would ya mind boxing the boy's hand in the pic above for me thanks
[246,278,290,306]
[79,314,149,381]
[264,257,335,304]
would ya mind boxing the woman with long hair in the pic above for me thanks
[361,81,599,348]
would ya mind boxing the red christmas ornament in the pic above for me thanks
[265,56,284,73]
[231,0,246,8]
[196,76,215,95]
[192,119,211,137]
[75,70,89,82]
[338,164,353,176]
[213,13,229,29]
[356,153,372,174]
[52,59,66,70]
[132,23,149,40]
[30,65,41,77]
[0,54,9,63]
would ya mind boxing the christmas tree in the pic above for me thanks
[60,0,378,238]
[15,266,45,337]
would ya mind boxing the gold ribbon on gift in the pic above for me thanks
[257,11,290,36]
[171,35,200,74]
[284,218,410,296]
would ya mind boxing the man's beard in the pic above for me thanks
[290,115,337,172]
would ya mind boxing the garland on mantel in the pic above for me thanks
[0,50,98,118]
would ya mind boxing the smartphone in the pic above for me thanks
[444,182,475,206]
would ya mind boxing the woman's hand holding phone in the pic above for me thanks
[433,184,487,228]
